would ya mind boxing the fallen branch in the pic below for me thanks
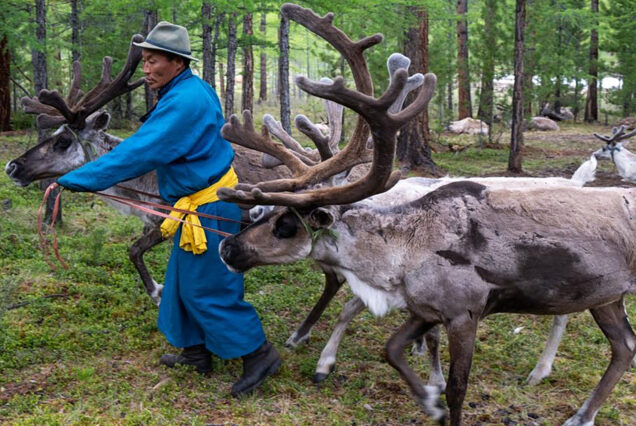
[7,293,69,310]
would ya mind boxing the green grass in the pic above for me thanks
[0,126,634,425]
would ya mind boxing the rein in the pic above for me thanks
[38,182,249,269]
[37,183,68,270]
[289,207,338,252]
[608,144,621,162]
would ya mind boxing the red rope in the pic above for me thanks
[37,183,246,270]
[96,192,234,238]
[96,191,248,226]
[37,182,68,270]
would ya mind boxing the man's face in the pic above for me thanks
[141,49,184,90]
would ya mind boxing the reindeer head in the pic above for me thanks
[218,3,436,272]
[5,35,144,186]
[5,113,113,186]
[592,125,636,161]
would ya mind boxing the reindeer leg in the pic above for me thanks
[425,326,446,392]
[445,314,479,426]
[527,314,569,385]
[128,226,166,307]
[412,326,446,391]
[562,298,636,426]
[285,270,345,348]
[385,315,446,424]
[314,296,365,383]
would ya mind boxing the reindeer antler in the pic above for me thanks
[593,125,636,145]
[218,4,436,208]
[21,34,145,130]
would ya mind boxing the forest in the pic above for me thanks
[1,0,635,141]
[0,1,635,425]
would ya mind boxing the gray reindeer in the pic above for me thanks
[4,34,441,383]
[4,34,292,307]
[217,4,636,425]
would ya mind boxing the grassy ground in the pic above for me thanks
[0,123,635,425]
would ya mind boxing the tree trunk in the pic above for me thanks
[201,2,214,86]
[211,13,223,89]
[509,0,526,174]
[456,0,472,119]
[584,0,598,122]
[241,13,254,113]
[219,62,225,99]
[278,13,291,134]
[477,0,496,131]
[224,12,237,119]
[125,91,133,120]
[258,12,267,103]
[32,0,48,97]
[32,0,60,223]
[0,35,11,131]
[142,10,157,113]
[70,0,79,62]
[397,7,436,174]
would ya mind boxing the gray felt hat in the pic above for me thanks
[133,21,199,62]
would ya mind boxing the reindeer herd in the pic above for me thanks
[4,4,635,425]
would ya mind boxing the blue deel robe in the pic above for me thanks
[58,68,266,359]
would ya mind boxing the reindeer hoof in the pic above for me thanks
[313,364,335,383]
[313,372,329,383]
[284,332,310,349]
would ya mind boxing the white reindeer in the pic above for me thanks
[593,125,636,183]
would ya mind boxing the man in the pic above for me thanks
[57,21,282,397]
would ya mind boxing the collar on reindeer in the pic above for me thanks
[64,125,99,161]
[607,144,621,161]
[289,207,338,250]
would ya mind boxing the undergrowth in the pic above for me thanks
[0,124,634,425]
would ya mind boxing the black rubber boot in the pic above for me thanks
[159,344,212,374]
[231,341,282,397]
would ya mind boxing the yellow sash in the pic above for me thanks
[160,167,238,254]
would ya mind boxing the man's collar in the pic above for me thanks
[158,68,192,98]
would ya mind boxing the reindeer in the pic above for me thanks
[4,32,444,385]
[217,5,636,425]
[4,34,292,307]
[593,125,636,183]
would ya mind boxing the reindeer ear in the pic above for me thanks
[85,111,111,131]
[307,207,335,229]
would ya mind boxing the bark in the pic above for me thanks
[509,0,526,174]
[456,0,472,119]
[278,13,291,134]
[32,0,60,223]
[477,0,496,128]
[211,13,223,89]
[125,91,133,120]
[225,12,237,119]
[202,5,224,89]
[241,13,254,113]
[201,2,214,85]
[397,7,436,174]
[70,0,79,62]
[219,62,225,98]
[584,0,598,122]
[0,36,11,131]
[32,0,48,96]
[259,12,267,102]
[142,10,157,113]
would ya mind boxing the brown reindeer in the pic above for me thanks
[217,4,636,425]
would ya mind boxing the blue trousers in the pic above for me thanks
[157,200,266,359]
